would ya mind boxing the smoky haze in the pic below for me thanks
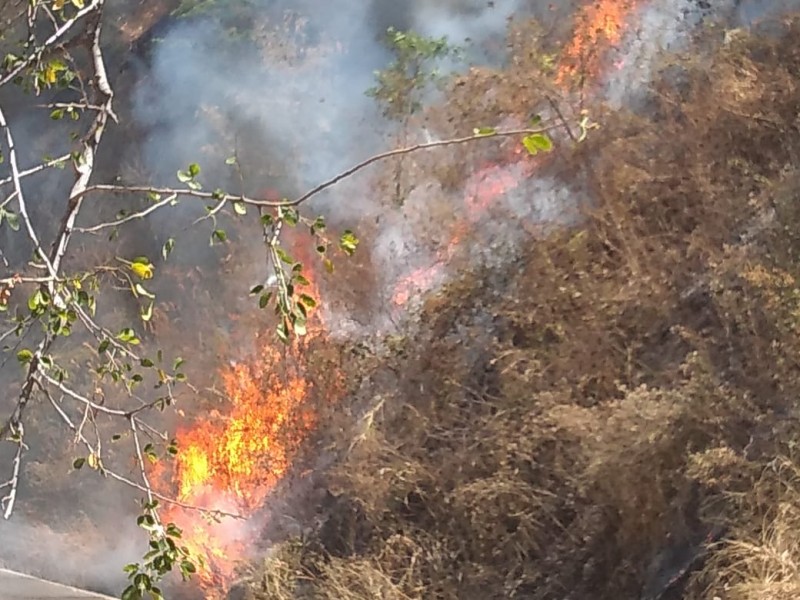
[1,0,797,596]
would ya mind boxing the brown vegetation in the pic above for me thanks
[239,15,800,600]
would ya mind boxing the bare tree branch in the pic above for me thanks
[40,385,242,520]
[0,154,70,188]
[0,422,25,520]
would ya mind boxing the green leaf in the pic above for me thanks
[275,247,294,265]
[299,294,317,309]
[176,170,191,183]
[211,229,227,244]
[311,216,326,233]
[73,458,86,470]
[293,319,307,336]
[4,211,19,231]
[279,207,299,226]
[522,133,553,155]
[250,284,264,295]
[16,349,33,364]
[339,230,359,256]
[28,289,43,311]
[141,301,154,322]
[323,258,334,274]
[162,238,175,260]
[188,163,201,177]
[117,328,140,344]
[98,339,110,354]
[225,156,237,165]
[134,283,155,299]
[276,320,290,343]
[233,202,247,216]
[472,126,496,136]
[259,292,272,309]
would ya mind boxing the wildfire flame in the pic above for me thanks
[394,0,642,305]
[161,1,644,595]
[154,223,326,593]
[556,0,640,86]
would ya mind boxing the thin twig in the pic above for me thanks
[0,422,24,519]
[0,154,70,188]
[42,385,243,519]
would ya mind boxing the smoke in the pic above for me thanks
[0,515,142,595]
[2,0,799,595]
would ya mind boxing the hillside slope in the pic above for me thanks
[241,15,800,600]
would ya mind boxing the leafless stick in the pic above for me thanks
[0,154,70,188]
[39,372,128,416]
[0,103,57,276]
[75,193,178,233]
[289,125,563,206]
[42,386,242,519]
[49,11,114,274]
[130,417,157,512]
[1,422,24,519]
[73,125,563,214]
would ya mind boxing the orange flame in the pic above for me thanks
[393,0,642,305]
[160,2,645,592]
[556,0,640,86]
[391,160,536,305]
[155,222,327,594]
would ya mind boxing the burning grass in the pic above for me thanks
[236,13,800,600]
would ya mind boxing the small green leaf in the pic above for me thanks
[472,126,496,136]
[299,294,317,309]
[98,339,110,354]
[141,301,154,322]
[339,230,359,256]
[250,284,264,295]
[233,202,247,216]
[323,258,334,274]
[211,229,227,244]
[275,247,294,265]
[134,283,155,299]
[522,133,553,155]
[225,156,237,165]
[279,207,299,226]
[73,458,86,469]
[16,349,33,364]
[188,163,201,177]
[293,319,307,336]
[162,238,175,260]
[4,211,19,231]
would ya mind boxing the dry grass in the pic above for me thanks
[244,14,800,600]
